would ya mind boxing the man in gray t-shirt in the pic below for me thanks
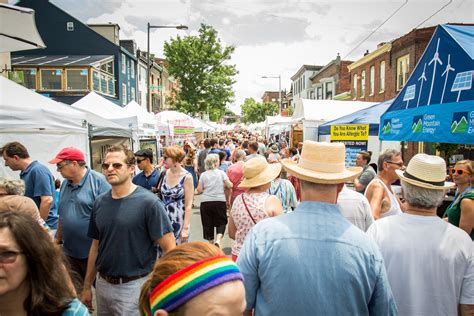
[81,145,175,315]
[353,151,376,194]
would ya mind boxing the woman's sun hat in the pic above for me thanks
[395,153,454,190]
[270,144,279,153]
[238,156,281,188]
[280,141,362,184]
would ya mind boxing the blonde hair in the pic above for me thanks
[139,242,223,316]
[0,178,25,195]
[164,146,186,163]
[455,160,473,184]
[204,154,219,170]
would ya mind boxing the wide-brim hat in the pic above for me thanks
[270,145,279,153]
[281,141,362,184]
[239,156,281,188]
[395,153,454,190]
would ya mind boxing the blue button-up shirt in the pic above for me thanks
[132,169,160,191]
[20,160,58,229]
[58,168,111,259]
[237,201,397,316]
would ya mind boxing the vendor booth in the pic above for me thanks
[155,111,195,146]
[0,76,89,179]
[318,99,400,166]
[292,99,376,142]
[380,24,474,145]
[265,115,292,143]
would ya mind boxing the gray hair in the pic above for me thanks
[204,154,220,171]
[0,178,26,195]
[378,149,401,173]
[401,181,445,209]
[235,150,246,161]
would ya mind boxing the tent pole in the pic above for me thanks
[87,124,93,167]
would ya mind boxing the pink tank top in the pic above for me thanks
[231,192,270,256]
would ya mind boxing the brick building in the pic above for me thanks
[348,26,436,103]
[309,54,352,100]
[261,91,281,103]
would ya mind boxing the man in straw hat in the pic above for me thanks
[237,141,397,315]
[367,154,474,316]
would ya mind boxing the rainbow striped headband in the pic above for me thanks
[149,256,243,313]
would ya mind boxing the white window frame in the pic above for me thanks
[122,83,127,105]
[361,70,366,98]
[369,65,375,96]
[396,54,410,91]
[121,54,126,74]
[353,74,358,99]
[380,61,385,93]
[131,87,136,101]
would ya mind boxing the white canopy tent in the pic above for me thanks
[124,101,157,138]
[265,115,293,136]
[0,76,89,179]
[0,3,45,53]
[292,99,376,141]
[192,118,215,133]
[72,92,140,150]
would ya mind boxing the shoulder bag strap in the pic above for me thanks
[241,194,257,224]
[155,169,166,190]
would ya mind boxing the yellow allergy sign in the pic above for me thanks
[330,124,369,141]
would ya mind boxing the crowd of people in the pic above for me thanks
[0,133,473,315]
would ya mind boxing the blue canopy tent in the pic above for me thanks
[380,24,474,144]
[319,99,394,137]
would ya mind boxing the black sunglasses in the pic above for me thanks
[101,162,125,170]
[136,158,146,163]
[385,160,404,168]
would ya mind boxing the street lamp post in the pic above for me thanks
[147,23,188,112]
[262,75,282,113]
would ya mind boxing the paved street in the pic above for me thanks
[189,193,233,256]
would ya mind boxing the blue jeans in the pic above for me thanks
[96,274,147,316]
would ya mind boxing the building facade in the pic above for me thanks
[9,0,137,106]
[310,54,352,100]
[348,26,436,103]
[290,64,323,100]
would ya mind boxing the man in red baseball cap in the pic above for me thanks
[49,147,110,293]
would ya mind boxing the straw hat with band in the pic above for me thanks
[270,144,279,153]
[280,141,362,184]
[395,153,454,190]
[238,156,281,188]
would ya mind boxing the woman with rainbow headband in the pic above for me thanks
[139,242,246,316]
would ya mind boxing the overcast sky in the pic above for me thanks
[44,0,474,113]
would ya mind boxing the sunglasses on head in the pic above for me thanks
[450,168,471,176]
[101,162,125,170]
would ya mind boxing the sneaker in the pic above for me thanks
[214,240,221,249]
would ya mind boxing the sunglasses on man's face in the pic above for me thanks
[101,162,125,170]
[136,158,146,164]
[450,168,471,176]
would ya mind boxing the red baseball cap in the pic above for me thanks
[48,147,85,164]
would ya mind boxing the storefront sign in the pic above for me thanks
[330,124,369,166]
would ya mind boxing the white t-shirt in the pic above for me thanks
[337,186,374,232]
[199,169,229,203]
[367,213,474,316]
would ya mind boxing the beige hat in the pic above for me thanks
[238,156,282,188]
[395,154,454,190]
[280,141,362,184]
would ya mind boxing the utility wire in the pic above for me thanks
[412,0,453,29]
[342,0,408,59]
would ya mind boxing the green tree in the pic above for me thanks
[164,24,237,119]
[241,98,279,123]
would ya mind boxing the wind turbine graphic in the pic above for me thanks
[440,54,455,104]
[417,63,427,107]
[427,38,443,105]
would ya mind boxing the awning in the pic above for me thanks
[11,55,114,67]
